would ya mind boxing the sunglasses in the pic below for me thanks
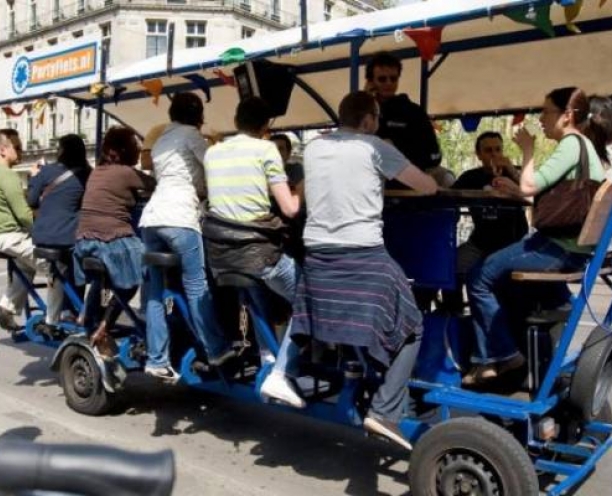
[375,75,399,83]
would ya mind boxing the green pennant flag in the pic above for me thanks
[504,3,555,37]
[219,47,246,65]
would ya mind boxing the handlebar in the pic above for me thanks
[0,441,174,496]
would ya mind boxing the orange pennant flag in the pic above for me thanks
[403,26,444,62]
[512,113,526,126]
[140,79,164,105]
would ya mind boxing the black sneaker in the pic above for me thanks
[363,414,412,450]
[0,307,19,331]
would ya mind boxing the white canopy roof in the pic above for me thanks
[2,0,611,135]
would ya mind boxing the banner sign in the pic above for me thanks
[0,35,100,103]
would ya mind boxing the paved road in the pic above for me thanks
[0,278,610,495]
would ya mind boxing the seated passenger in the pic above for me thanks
[464,87,608,385]
[267,91,437,448]
[73,127,156,356]
[203,97,302,406]
[0,129,62,331]
[140,92,234,382]
[442,132,528,312]
[27,134,92,334]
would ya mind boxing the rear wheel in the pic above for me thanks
[569,326,612,421]
[409,417,538,496]
[59,346,115,416]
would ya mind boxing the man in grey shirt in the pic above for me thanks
[265,91,437,450]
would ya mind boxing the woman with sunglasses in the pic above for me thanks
[463,87,609,386]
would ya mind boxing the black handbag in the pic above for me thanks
[533,134,602,238]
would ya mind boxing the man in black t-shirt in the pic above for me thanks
[443,131,528,312]
[365,52,446,188]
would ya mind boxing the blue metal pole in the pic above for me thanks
[420,58,429,112]
[349,39,364,93]
[94,38,109,161]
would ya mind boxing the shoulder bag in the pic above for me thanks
[533,134,602,238]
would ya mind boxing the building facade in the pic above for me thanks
[0,0,374,168]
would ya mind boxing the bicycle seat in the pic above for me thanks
[82,257,107,274]
[143,252,180,268]
[216,272,260,288]
[34,247,69,262]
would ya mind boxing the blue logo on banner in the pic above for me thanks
[12,56,30,94]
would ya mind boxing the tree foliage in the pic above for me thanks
[437,114,556,177]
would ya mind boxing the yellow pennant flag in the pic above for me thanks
[565,0,583,33]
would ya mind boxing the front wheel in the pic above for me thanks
[59,345,115,416]
[409,417,538,496]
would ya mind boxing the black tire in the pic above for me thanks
[409,417,538,496]
[569,326,612,422]
[59,346,115,416]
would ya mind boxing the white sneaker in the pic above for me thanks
[260,371,305,409]
[144,365,180,384]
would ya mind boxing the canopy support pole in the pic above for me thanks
[95,38,109,161]
[419,58,429,112]
[349,39,364,92]
[294,76,338,124]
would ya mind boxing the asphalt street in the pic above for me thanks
[0,273,610,495]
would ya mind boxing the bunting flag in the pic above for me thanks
[219,47,246,65]
[2,105,27,117]
[403,26,444,62]
[140,79,164,105]
[32,99,47,128]
[460,116,481,133]
[564,0,583,33]
[505,4,555,37]
[89,82,107,96]
[113,85,128,106]
[184,74,211,102]
[212,69,235,87]
[431,119,443,133]
[512,113,526,126]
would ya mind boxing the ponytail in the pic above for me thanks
[585,95,612,165]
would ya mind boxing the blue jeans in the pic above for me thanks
[466,232,589,365]
[248,254,301,376]
[142,227,229,368]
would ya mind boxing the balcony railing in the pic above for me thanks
[1,0,301,42]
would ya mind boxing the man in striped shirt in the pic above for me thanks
[203,97,304,408]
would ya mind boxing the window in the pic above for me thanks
[324,0,333,21]
[29,0,38,31]
[185,21,206,48]
[24,45,34,52]
[146,20,168,58]
[99,23,112,64]
[73,104,82,135]
[77,0,85,14]
[240,0,251,12]
[48,37,58,45]
[271,0,280,21]
[241,26,255,39]
[8,8,16,38]
[3,52,12,59]
[167,0,187,4]
[52,0,61,21]
[73,30,83,38]
[48,101,57,141]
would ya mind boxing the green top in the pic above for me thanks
[534,134,605,254]
[0,163,33,234]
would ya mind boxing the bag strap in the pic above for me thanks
[573,134,590,182]
[39,169,75,202]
